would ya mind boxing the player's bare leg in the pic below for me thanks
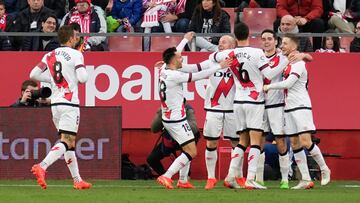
[224,132,248,189]
[244,130,267,189]
[298,133,331,186]
[275,136,290,189]
[158,141,197,189]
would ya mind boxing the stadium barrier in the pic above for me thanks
[0,107,122,179]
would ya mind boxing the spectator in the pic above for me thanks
[61,0,108,51]
[315,32,346,53]
[22,13,59,51]
[110,0,142,32]
[69,0,111,11]
[4,0,18,17]
[350,21,360,52]
[188,0,231,48]
[0,29,12,50]
[161,0,197,33]
[277,15,313,52]
[0,0,12,31]
[142,0,177,34]
[275,0,325,50]
[10,79,50,107]
[9,0,54,50]
[323,0,354,33]
[44,0,66,20]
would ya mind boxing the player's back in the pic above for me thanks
[283,60,312,109]
[159,68,187,121]
[44,46,84,105]
[231,46,268,102]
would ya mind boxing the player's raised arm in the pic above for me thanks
[179,60,211,73]
[264,64,304,91]
[176,32,194,53]
[261,52,289,80]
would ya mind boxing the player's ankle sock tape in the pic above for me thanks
[278,149,288,156]
[306,143,315,152]
[183,151,193,161]
[237,144,247,151]
[60,141,69,151]
[293,147,303,154]
[206,146,217,151]
[250,145,261,150]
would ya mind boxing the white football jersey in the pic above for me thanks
[39,47,85,105]
[264,53,288,106]
[212,47,269,103]
[204,62,235,112]
[282,61,312,110]
[159,68,191,122]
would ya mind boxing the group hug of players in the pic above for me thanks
[156,21,331,190]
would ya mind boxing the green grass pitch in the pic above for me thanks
[0,180,359,203]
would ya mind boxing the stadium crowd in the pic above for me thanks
[0,0,359,52]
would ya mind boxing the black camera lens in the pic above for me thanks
[31,87,52,100]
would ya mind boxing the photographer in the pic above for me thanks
[10,79,51,107]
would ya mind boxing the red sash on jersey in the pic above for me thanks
[0,14,7,31]
[68,8,91,45]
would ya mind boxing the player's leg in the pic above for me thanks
[203,112,222,189]
[275,136,290,189]
[158,120,196,189]
[255,135,266,186]
[296,109,330,185]
[177,161,195,189]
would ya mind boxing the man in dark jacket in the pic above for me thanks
[22,13,59,51]
[9,0,54,50]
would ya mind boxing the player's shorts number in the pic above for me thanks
[159,81,167,101]
[53,61,64,84]
[182,123,191,132]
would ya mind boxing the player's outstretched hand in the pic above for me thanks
[219,58,233,69]
[154,61,165,69]
[184,32,195,42]
[263,85,270,93]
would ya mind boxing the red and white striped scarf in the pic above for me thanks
[68,8,91,43]
[0,14,7,31]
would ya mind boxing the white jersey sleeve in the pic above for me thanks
[179,60,211,73]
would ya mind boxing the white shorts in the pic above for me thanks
[263,106,285,136]
[234,103,265,133]
[163,119,195,146]
[284,108,316,136]
[203,111,238,141]
[51,105,80,135]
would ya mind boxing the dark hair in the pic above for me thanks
[57,25,75,44]
[162,47,177,65]
[69,22,81,32]
[21,80,38,91]
[41,13,58,30]
[0,0,5,7]
[283,33,299,49]
[196,0,222,25]
[322,36,341,52]
[234,21,249,41]
[261,29,277,39]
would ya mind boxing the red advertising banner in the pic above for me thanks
[0,107,121,179]
[0,52,359,130]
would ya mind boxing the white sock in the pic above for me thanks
[205,147,217,179]
[163,153,191,179]
[227,146,244,178]
[293,149,311,181]
[246,146,261,181]
[236,152,244,178]
[308,144,329,171]
[179,161,190,182]
[279,152,290,182]
[40,142,67,170]
[64,150,82,183]
[255,151,265,183]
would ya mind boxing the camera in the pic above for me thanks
[31,87,52,100]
